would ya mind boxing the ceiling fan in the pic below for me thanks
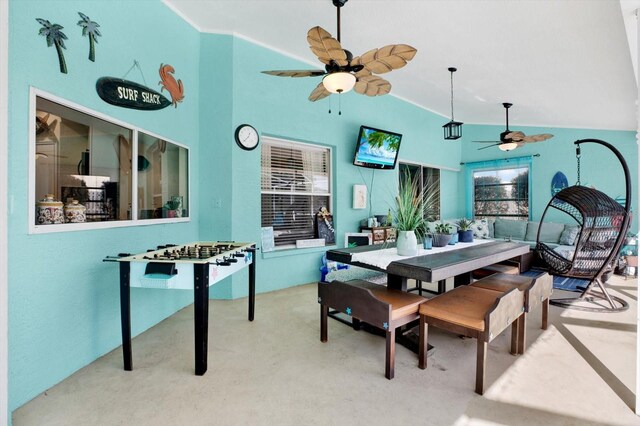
[35,112,60,144]
[261,0,417,103]
[473,103,553,151]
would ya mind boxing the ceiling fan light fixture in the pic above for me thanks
[322,72,356,94]
[443,67,463,140]
[498,142,519,152]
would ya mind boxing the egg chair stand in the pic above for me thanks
[536,139,631,312]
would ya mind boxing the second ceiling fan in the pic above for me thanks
[261,0,417,102]
[474,103,554,151]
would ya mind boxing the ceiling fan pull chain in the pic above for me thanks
[338,93,342,115]
[576,145,581,186]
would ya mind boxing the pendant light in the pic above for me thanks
[443,67,463,140]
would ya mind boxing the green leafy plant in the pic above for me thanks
[434,222,453,235]
[165,200,180,210]
[416,222,432,240]
[456,218,474,231]
[393,173,425,233]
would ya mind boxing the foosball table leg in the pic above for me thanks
[247,247,256,322]
[119,261,132,371]
[194,263,209,376]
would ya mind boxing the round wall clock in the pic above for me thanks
[235,124,259,151]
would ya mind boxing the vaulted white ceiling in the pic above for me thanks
[165,0,637,131]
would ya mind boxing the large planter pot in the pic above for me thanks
[432,233,452,247]
[396,230,418,256]
[458,229,474,243]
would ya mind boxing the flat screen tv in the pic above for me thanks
[353,125,402,170]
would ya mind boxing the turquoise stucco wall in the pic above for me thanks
[460,124,638,232]
[8,0,200,412]
[7,0,637,419]
[212,36,462,297]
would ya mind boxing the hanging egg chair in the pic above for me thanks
[536,139,632,312]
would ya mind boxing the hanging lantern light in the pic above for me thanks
[443,67,463,140]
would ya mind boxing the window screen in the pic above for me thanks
[398,163,441,222]
[473,167,529,219]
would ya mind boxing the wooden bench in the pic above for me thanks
[470,272,553,354]
[318,280,426,379]
[418,283,524,394]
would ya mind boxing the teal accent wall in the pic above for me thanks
[461,124,638,232]
[206,36,462,298]
[8,0,200,413]
[6,0,636,420]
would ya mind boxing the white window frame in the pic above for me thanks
[261,136,333,250]
[29,88,191,234]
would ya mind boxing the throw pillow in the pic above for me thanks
[494,218,527,240]
[525,221,564,243]
[469,218,489,239]
[559,225,580,245]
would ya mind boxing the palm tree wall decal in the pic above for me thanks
[36,18,68,74]
[77,12,101,62]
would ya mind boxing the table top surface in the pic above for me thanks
[327,240,530,282]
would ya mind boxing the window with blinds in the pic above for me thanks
[261,138,332,248]
[473,166,529,219]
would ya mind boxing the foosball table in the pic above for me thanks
[109,241,257,376]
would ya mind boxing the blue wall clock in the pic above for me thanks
[551,171,569,196]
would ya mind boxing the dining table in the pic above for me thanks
[326,239,531,292]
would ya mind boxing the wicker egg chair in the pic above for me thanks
[536,139,631,312]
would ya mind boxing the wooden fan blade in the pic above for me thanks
[505,131,525,141]
[349,56,372,78]
[307,26,348,67]
[521,133,554,142]
[308,82,331,102]
[354,75,391,96]
[478,143,501,150]
[357,44,417,74]
[261,70,326,77]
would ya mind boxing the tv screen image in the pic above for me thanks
[353,125,402,170]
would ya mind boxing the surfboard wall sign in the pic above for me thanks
[551,171,569,196]
[96,77,171,110]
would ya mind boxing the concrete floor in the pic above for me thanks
[13,275,639,425]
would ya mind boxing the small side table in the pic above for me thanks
[359,226,396,245]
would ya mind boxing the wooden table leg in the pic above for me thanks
[119,261,132,371]
[387,273,407,291]
[454,272,472,288]
[194,263,209,376]
[247,247,256,322]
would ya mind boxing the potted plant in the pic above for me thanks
[456,218,475,243]
[417,223,433,249]
[433,223,453,247]
[393,174,425,256]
